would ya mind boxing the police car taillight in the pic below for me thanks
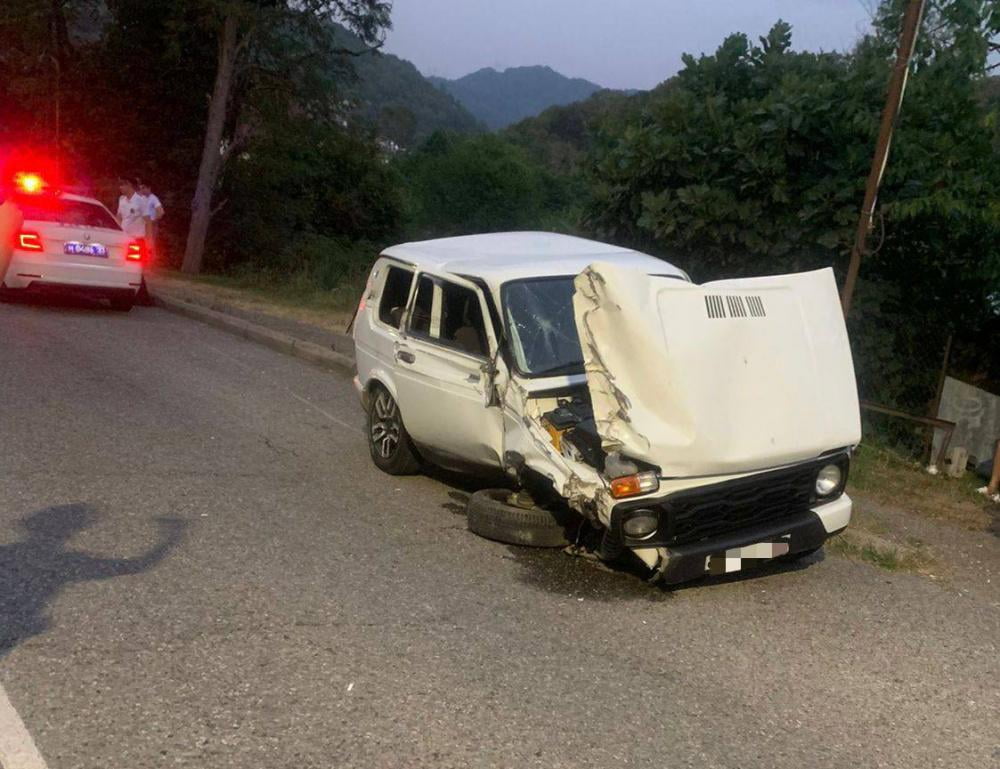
[126,240,146,262]
[16,231,43,251]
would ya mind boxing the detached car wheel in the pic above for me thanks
[467,489,576,548]
[367,384,421,475]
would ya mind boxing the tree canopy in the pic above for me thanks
[581,7,1000,413]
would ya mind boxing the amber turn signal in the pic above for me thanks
[609,471,659,499]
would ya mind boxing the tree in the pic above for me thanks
[0,0,98,144]
[583,11,1000,413]
[399,133,560,237]
[212,115,403,276]
[178,0,391,275]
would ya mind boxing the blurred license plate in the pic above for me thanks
[64,242,107,257]
[707,541,790,575]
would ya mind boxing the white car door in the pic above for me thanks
[393,272,504,468]
[354,258,417,390]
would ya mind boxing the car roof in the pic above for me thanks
[381,232,687,285]
[19,192,110,211]
[58,192,108,207]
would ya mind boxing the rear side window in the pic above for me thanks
[19,199,120,230]
[408,275,489,358]
[409,276,435,337]
[377,265,413,329]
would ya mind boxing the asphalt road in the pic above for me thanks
[1,298,998,769]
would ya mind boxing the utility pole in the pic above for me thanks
[841,0,926,316]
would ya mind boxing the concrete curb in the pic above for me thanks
[152,292,356,375]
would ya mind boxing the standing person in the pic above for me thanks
[139,182,164,226]
[138,182,166,307]
[118,177,154,305]
[116,178,146,239]
[138,181,164,262]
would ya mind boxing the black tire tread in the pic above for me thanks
[467,489,574,548]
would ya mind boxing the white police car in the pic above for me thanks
[1,171,144,311]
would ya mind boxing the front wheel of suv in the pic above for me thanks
[367,384,421,475]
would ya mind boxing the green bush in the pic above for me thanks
[398,132,579,237]
[209,118,403,274]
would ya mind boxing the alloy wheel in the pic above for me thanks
[370,390,401,459]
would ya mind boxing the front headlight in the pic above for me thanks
[815,463,844,497]
[622,510,658,539]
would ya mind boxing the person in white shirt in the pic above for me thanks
[135,181,168,306]
[116,178,146,238]
[139,182,164,224]
[138,181,165,264]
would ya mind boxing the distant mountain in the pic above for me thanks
[333,27,482,147]
[429,66,605,130]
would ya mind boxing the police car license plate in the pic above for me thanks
[64,242,108,257]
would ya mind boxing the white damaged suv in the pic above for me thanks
[352,232,861,584]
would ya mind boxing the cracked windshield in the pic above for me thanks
[504,277,583,376]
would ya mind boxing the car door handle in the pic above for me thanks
[395,350,415,364]
[466,373,480,383]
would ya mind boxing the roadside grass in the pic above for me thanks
[152,268,366,333]
[837,438,997,575]
[825,531,934,574]
[848,440,994,531]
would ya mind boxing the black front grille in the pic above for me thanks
[616,459,842,548]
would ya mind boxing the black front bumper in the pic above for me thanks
[656,509,831,585]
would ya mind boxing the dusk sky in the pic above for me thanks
[384,1,877,90]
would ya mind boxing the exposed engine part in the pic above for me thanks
[543,404,582,430]
[604,451,639,479]
[541,397,607,472]
[540,417,566,452]
[562,418,604,471]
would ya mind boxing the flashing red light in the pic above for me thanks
[1,147,62,196]
[14,172,46,195]
[16,231,44,251]
[126,240,146,262]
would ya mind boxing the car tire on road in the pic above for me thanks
[109,295,134,312]
[135,277,155,306]
[367,383,421,475]
[467,489,576,548]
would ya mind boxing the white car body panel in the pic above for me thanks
[573,263,861,477]
[4,193,141,292]
[354,257,505,470]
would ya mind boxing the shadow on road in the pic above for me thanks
[1,290,122,313]
[0,504,186,658]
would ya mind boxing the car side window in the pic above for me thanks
[407,275,490,358]
[377,265,414,329]
[410,275,435,337]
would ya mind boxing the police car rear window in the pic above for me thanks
[20,200,120,231]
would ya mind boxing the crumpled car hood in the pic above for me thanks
[573,262,861,478]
